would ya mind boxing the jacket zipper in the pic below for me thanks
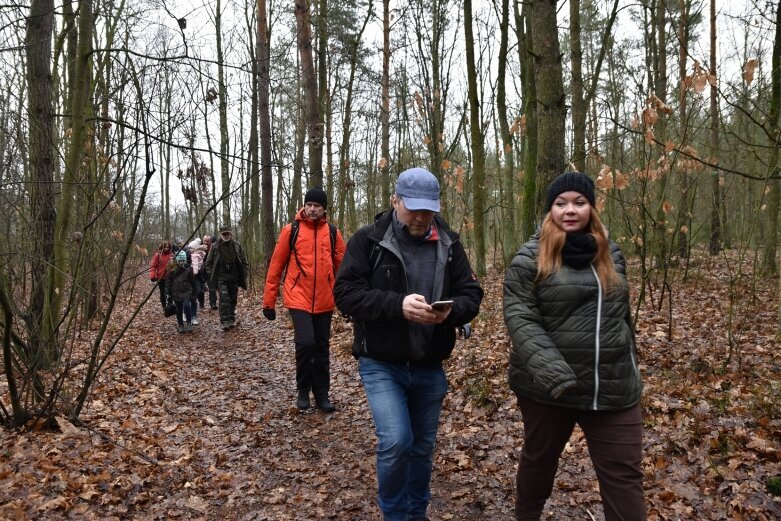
[590,264,602,410]
[311,223,318,313]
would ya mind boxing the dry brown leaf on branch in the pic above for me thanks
[743,59,759,84]
[642,107,658,127]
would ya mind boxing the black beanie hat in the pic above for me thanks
[545,172,595,212]
[304,187,328,209]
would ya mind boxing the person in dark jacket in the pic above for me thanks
[334,167,483,521]
[166,250,196,334]
[205,225,249,330]
[262,187,346,412]
[503,172,645,521]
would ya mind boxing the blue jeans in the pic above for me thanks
[359,357,448,521]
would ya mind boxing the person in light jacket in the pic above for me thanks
[188,238,207,325]
[503,172,645,520]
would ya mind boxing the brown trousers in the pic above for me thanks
[515,398,646,521]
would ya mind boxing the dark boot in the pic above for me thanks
[296,390,310,410]
[314,394,335,413]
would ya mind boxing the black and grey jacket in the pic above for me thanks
[503,233,642,411]
[334,211,483,365]
[204,239,249,289]
[166,266,195,302]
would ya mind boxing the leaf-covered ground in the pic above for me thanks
[1,253,780,520]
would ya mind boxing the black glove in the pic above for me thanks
[263,308,276,321]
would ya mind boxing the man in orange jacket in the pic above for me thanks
[263,187,346,412]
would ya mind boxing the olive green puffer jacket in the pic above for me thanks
[503,234,642,411]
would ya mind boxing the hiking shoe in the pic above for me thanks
[315,397,336,413]
[296,392,311,410]
[177,324,185,334]
[221,322,231,331]
[191,317,199,325]
[185,322,193,333]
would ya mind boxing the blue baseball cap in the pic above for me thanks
[395,168,441,212]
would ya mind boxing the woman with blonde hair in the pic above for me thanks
[503,172,645,520]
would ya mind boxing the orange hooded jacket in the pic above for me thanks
[263,209,346,314]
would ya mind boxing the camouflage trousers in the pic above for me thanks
[217,280,239,324]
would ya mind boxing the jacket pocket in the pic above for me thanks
[370,264,400,291]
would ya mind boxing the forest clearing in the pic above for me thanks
[1,253,779,520]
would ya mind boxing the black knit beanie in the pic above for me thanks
[304,187,328,209]
[545,172,595,212]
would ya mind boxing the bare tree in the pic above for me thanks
[258,0,275,266]
[464,0,486,276]
[296,0,324,188]
[708,0,720,255]
[529,0,565,211]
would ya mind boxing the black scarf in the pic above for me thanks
[562,232,596,269]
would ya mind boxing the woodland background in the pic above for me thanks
[0,0,780,518]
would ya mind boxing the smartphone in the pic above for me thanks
[430,300,454,310]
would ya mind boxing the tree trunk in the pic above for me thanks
[338,5,371,231]
[380,0,391,206]
[764,2,781,277]
[296,0,323,189]
[569,0,585,173]
[52,0,95,365]
[25,0,56,395]
[258,0,275,267]
[652,0,670,267]
[708,0,721,255]
[247,8,260,259]
[497,0,516,264]
[464,0,486,276]
[317,0,328,193]
[677,0,690,259]
[529,0,566,213]
[216,0,232,226]
[517,0,538,240]
[570,0,620,175]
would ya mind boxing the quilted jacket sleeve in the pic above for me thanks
[503,243,577,399]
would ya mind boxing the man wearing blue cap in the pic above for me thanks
[334,167,483,521]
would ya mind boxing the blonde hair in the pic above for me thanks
[536,207,621,291]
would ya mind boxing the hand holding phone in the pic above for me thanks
[430,300,454,310]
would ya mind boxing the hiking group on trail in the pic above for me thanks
[147,168,646,521]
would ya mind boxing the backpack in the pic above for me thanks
[288,220,338,273]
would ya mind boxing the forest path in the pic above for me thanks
[83,291,529,520]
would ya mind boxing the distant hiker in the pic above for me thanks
[503,172,645,520]
[333,168,483,521]
[149,241,173,312]
[167,250,196,334]
[188,237,208,325]
[202,234,218,310]
[205,225,249,330]
[262,187,346,412]
[172,237,185,254]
